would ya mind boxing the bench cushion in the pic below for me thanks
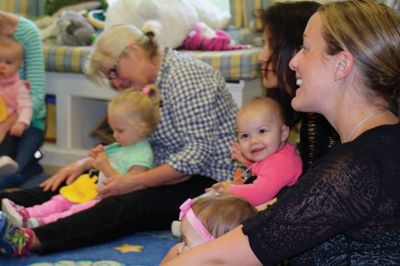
[43,45,261,81]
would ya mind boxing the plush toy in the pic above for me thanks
[60,173,99,203]
[105,0,231,49]
[51,10,97,46]
[35,2,101,45]
[182,22,251,51]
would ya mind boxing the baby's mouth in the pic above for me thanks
[251,147,264,153]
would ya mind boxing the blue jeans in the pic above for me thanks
[0,126,44,189]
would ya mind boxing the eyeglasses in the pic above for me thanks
[107,46,129,81]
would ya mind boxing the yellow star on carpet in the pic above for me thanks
[114,243,143,253]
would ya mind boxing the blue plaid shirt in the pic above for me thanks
[150,48,238,182]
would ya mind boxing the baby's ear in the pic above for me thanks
[138,121,150,137]
[281,124,290,143]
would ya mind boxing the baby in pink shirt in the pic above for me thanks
[210,96,302,206]
[0,36,32,175]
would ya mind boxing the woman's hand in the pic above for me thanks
[98,172,144,198]
[40,157,92,192]
[230,141,248,165]
[160,243,182,264]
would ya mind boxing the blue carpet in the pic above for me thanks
[0,231,179,266]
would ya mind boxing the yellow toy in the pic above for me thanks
[87,9,105,30]
[60,173,99,203]
[0,96,8,122]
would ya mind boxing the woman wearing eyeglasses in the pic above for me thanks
[0,21,238,255]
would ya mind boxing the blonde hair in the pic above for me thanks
[192,194,257,238]
[0,35,23,63]
[86,21,161,77]
[318,0,400,113]
[108,85,161,138]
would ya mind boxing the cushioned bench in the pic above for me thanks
[43,45,261,81]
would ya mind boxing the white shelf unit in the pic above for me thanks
[42,72,263,167]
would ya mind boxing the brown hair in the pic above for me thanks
[319,0,400,114]
[192,194,257,238]
[239,96,287,126]
[108,85,161,138]
[258,1,320,96]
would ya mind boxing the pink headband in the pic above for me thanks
[179,199,215,242]
[142,87,150,94]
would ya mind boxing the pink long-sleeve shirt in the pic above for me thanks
[0,74,32,125]
[228,143,302,206]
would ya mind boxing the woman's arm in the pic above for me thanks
[15,18,46,126]
[40,157,94,191]
[162,226,262,266]
[98,163,189,198]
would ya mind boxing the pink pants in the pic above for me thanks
[26,194,99,225]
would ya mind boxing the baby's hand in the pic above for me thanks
[0,128,7,143]
[10,122,27,137]
[216,181,233,193]
[205,182,223,192]
[93,152,110,172]
[230,141,248,165]
[89,144,104,158]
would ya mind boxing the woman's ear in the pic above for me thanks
[334,51,354,81]
[126,43,141,58]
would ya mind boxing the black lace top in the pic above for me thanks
[243,124,400,265]
[299,112,338,173]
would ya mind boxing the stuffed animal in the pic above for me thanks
[182,22,251,51]
[105,0,231,49]
[51,11,97,46]
[35,2,101,45]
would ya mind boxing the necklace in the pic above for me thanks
[345,110,386,142]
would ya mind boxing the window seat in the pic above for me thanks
[43,44,261,81]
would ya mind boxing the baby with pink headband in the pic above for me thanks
[162,194,257,263]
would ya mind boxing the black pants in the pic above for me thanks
[0,175,215,253]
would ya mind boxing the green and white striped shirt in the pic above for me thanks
[13,16,46,131]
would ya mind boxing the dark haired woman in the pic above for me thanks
[258,1,339,172]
